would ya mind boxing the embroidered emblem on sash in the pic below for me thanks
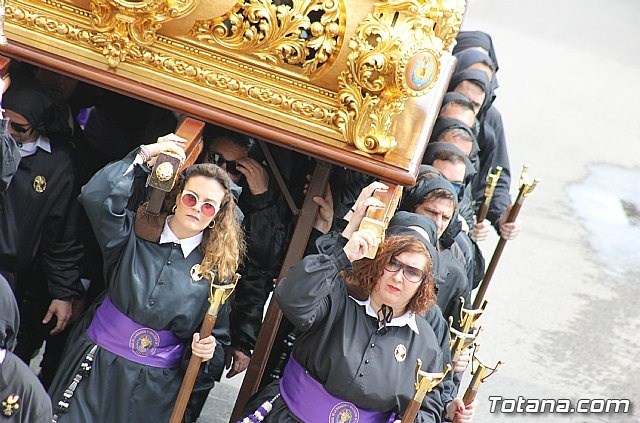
[329,402,359,423]
[129,328,160,357]
[2,394,19,417]
[33,175,46,193]
[190,264,203,282]
[394,344,407,362]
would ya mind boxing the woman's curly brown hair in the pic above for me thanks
[345,235,437,315]
[168,163,246,282]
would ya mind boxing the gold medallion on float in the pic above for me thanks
[190,264,203,282]
[33,175,46,193]
[394,344,407,362]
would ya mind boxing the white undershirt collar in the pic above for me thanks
[351,296,420,334]
[159,216,203,258]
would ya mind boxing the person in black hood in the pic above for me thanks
[398,175,470,323]
[454,49,498,92]
[0,80,84,388]
[0,274,52,423]
[386,212,477,423]
[453,30,500,73]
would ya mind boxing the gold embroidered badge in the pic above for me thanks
[2,394,19,417]
[190,264,203,282]
[394,344,407,362]
[33,175,46,193]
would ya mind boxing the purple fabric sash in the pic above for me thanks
[280,356,395,423]
[87,297,184,368]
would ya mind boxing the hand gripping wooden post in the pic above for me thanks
[169,273,240,423]
[476,166,502,223]
[358,184,404,259]
[472,165,539,309]
[452,345,503,423]
[401,361,451,423]
[134,118,204,242]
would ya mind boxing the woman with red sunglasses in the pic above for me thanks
[49,134,245,423]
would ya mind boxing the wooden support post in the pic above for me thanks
[230,161,332,422]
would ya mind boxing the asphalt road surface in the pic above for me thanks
[198,1,640,421]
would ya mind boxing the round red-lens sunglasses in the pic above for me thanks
[180,191,217,217]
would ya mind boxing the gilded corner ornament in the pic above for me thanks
[191,0,344,77]
[89,0,200,67]
[336,0,463,154]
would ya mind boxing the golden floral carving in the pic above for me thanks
[335,0,463,154]
[191,0,344,76]
[89,0,200,67]
[6,2,337,126]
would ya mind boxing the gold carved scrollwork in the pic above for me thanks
[191,0,344,77]
[335,0,462,154]
[432,0,466,51]
[90,0,199,67]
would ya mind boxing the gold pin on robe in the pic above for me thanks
[33,175,46,193]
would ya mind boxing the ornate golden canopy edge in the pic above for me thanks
[1,0,464,184]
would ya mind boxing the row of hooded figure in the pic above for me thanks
[0,29,518,423]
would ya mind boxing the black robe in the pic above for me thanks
[0,142,82,299]
[0,275,52,423]
[0,353,52,423]
[0,119,19,193]
[472,106,511,228]
[244,250,445,422]
[48,151,226,422]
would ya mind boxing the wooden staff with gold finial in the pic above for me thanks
[168,273,239,423]
[473,165,539,309]
[452,345,503,423]
[401,361,451,423]
[476,166,502,223]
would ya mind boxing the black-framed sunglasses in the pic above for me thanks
[10,122,32,134]
[384,256,426,283]
[206,152,240,175]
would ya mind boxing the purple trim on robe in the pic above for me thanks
[87,297,184,368]
[280,356,394,423]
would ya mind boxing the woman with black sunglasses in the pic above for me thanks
[49,135,245,423]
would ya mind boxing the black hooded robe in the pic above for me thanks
[48,151,228,422]
[0,275,52,423]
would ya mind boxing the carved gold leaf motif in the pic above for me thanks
[336,0,462,154]
[89,0,199,66]
[6,0,464,156]
[190,0,343,76]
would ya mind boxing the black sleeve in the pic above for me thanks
[229,184,291,353]
[483,108,511,228]
[274,250,352,332]
[239,186,290,271]
[0,118,20,192]
[78,149,139,263]
[229,262,274,353]
[41,155,84,300]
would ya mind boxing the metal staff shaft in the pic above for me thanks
[476,166,502,223]
[169,279,236,423]
[473,166,538,309]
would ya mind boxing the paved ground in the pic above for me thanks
[200,2,640,422]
